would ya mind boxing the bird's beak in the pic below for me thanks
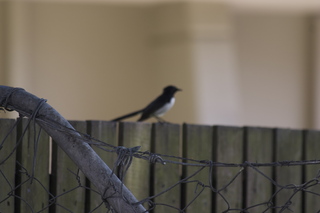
[178,88,182,91]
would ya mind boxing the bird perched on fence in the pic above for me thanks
[111,85,181,122]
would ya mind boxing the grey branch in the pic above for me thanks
[0,85,147,213]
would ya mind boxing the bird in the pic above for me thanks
[111,85,181,122]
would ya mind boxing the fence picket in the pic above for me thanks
[51,120,86,213]
[0,119,17,213]
[274,128,303,212]
[152,123,181,213]
[18,119,50,213]
[214,126,244,212]
[182,123,213,213]
[86,120,118,212]
[118,122,152,203]
[303,130,320,212]
[244,127,273,211]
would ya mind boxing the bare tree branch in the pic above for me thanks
[0,85,147,213]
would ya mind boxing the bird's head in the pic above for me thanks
[163,85,182,95]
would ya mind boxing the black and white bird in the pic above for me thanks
[111,85,181,122]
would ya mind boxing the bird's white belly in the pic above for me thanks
[154,97,175,117]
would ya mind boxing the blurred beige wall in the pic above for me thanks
[0,1,318,128]
[236,13,313,128]
[313,18,320,128]
[0,1,6,85]
[4,2,155,120]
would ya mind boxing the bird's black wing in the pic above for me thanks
[138,95,170,121]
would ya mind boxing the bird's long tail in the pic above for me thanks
[111,109,143,121]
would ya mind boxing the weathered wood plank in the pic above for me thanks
[0,119,17,213]
[118,122,152,204]
[51,120,86,213]
[214,126,243,212]
[18,118,50,213]
[182,123,213,213]
[152,123,181,213]
[303,130,320,212]
[86,120,118,212]
[274,128,303,212]
[244,127,273,212]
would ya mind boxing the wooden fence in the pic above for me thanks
[0,118,320,212]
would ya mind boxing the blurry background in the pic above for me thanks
[0,0,320,128]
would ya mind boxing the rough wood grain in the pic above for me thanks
[152,122,181,213]
[183,123,213,213]
[274,128,303,212]
[18,118,50,213]
[245,127,273,212]
[51,120,86,213]
[0,119,17,213]
[118,122,152,204]
[303,130,320,212]
[86,120,118,212]
[214,126,243,212]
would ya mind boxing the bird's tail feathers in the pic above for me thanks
[111,109,143,121]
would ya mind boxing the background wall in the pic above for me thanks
[236,13,312,128]
[0,1,6,85]
[0,0,319,129]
